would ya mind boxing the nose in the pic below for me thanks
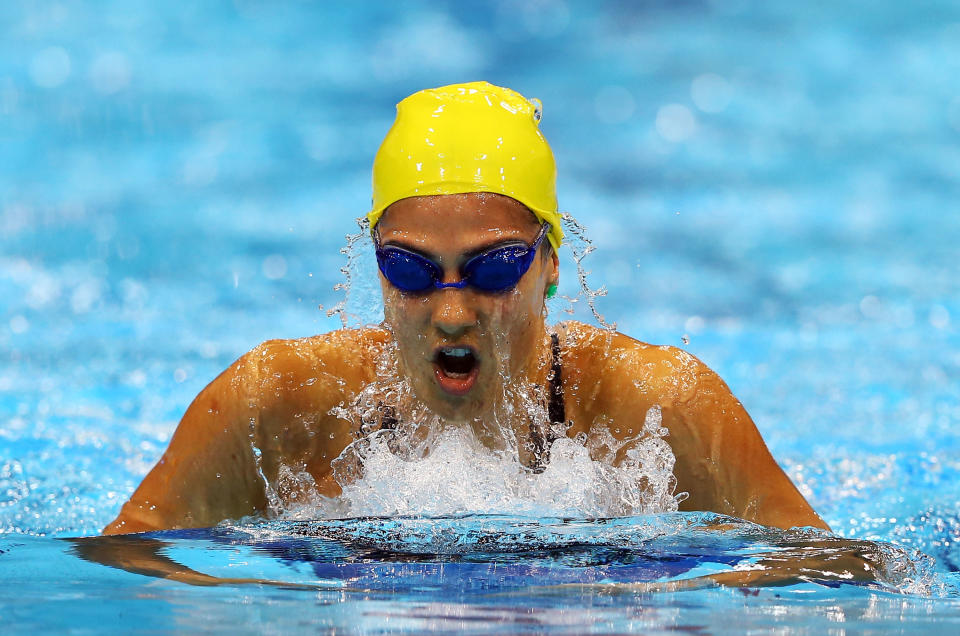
[431,288,478,336]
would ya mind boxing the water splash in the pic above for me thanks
[317,205,618,500]
[260,337,683,520]
[248,414,282,515]
[323,216,383,328]
[554,212,615,330]
[326,413,680,519]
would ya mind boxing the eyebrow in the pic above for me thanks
[379,235,531,265]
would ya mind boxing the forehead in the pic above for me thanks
[377,193,540,244]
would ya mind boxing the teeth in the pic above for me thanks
[443,347,472,358]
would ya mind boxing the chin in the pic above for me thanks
[423,381,492,421]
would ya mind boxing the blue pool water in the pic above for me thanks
[2,0,960,632]
[3,514,957,633]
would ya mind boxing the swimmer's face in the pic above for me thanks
[376,193,559,421]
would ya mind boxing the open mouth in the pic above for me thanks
[433,346,480,396]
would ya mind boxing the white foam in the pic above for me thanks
[274,403,682,520]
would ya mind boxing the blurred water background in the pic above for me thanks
[1,0,958,596]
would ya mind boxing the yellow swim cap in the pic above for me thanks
[368,81,564,249]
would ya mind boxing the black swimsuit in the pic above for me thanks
[526,332,566,472]
[547,332,566,427]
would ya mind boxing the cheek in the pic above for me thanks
[382,288,431,338]
[485,287,543,334]
[482,291,543,377]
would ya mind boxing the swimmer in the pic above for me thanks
[103,82,828,535]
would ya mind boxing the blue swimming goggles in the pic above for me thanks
[374,223,551,293]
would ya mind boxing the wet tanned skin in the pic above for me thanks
[375,194,560,439]
[104,193,828,536]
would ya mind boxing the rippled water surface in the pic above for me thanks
[2,0,960,632]
[4,514,959,633]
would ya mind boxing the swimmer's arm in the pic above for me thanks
[692,536,881,589]
[71,536,268,586]
[527,535,883,594]
[662,353,829,531]
[103,352,267,535]
[70,536,327,588]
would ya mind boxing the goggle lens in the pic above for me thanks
[376,249,440,292]
[461,245,531,292]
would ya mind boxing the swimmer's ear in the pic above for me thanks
[544,250,559,299]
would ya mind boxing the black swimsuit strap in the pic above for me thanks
[547,332,565,425]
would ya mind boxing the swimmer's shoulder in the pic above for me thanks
[231,326,392,399]
[249,327,390,373]
[556,321,712,409]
